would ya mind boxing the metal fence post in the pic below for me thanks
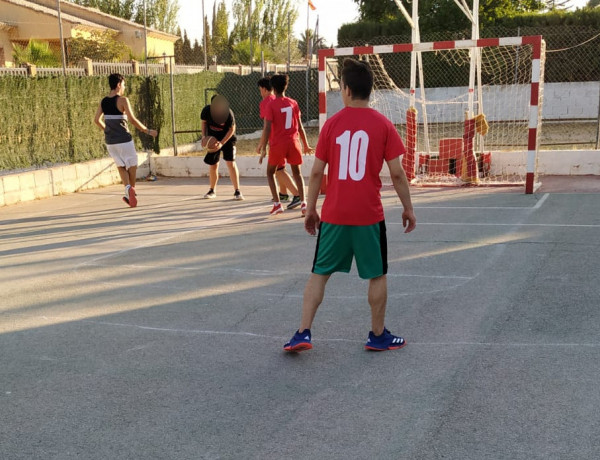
[169,56,177,156]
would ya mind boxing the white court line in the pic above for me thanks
[389,222,600,228]
[82,320,600,348]
[408,193,550,211]
[533,192,550,210]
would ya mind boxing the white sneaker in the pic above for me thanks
[204,189,216,199]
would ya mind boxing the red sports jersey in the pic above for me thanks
[265,96,301,147]
[259,94,275,119]
[316,107,406,226]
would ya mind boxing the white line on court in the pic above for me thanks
[389,222,600,228]
[533,192,550,210]
[81,319,600,348]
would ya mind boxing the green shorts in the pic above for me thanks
[312,221,388,280]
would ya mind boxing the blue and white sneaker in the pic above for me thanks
[365,328,406,351]
[284,329,313,352]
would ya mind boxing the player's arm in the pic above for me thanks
[94,104,105,131]
[297,116,313,154]
[304,157,326,236]
[121,97,157,137]
[258,120,272,164]
[387,157,416,233]
[219,123,235,147]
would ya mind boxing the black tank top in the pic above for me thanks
[101,95,132,144]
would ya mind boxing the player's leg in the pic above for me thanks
[205,162,219,198]
[368,275,387,336]
[266,163,280,208]
[354,221,406,351]
[127,166,137,188]
[287,139,305,208]
[222,143,243,199]
[276,166,289,198]
[116,166,129,186]
[299,273,331,332]
[284,223,353,352]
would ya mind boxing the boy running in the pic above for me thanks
[201,94,243,200]
[257,74,312,215]
[283,58,417,353]
[256,77,300,207]
[94,73,157,207]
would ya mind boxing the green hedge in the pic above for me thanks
[0,70,318,171]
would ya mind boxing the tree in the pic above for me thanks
[70,0,180,34]
[12,40,60,67]
[134,0,180,35]
[298,29,327,58]
[203,15,214,63]
[212,0,231,64]
[67,30,131,63]
[352,0,546,23]
[70,0,136,20]
[230,0,299,63]
[181,29,193,64]
[544,0,573,9]
[588,0,600,7]
[174,27,184,63]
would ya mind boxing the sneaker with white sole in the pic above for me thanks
[204,189,216,199]
[234,190,244,201]
[284,329,313,352]
[270,202,284,215]
[365,328,406,351]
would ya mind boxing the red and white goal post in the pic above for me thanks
[318,36,546,194]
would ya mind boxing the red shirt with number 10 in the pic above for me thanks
[316,107,406,226]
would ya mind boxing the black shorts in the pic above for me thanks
[204,141,236,165]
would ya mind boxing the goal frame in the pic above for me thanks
[317,35,545,194]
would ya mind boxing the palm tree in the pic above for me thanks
[12,40,60,67]
[298,29,327,59]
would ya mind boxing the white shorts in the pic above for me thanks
[106,141,138,169]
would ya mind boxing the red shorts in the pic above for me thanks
[268,139,303,167]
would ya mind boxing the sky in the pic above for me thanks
[177,0,360,48]
[177,0,591,50]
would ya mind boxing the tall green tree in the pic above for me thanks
[70,0,136,19]
[203,15,214,62]
[352,0,545,23]
[182,29,193,63]
[587,0,600,7]
[212,0,231,63]
[231,0,298,52]
[134,0,180,34]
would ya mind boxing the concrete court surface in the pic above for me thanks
[1,176,600,460]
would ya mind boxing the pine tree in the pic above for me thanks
[182,29,193,64]
[203,15,213,64]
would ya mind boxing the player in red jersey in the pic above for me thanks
[256,77,299,206]
[283,58,417,353]
[257,74,313,215]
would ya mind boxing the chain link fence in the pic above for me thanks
[337,24,600,149]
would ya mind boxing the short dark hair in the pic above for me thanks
[341,58,373,100]
[108,73,125,90]
[270,74,289,94]
[257,77,271,91]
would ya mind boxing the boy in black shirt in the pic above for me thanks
[200,95,243,200]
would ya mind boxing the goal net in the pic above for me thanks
[318,36,546,193]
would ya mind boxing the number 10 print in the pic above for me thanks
[336,130,369,181]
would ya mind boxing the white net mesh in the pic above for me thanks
[323,40,545,187]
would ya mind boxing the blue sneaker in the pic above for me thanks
[284,329,313,352]
[365,328,406,351]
